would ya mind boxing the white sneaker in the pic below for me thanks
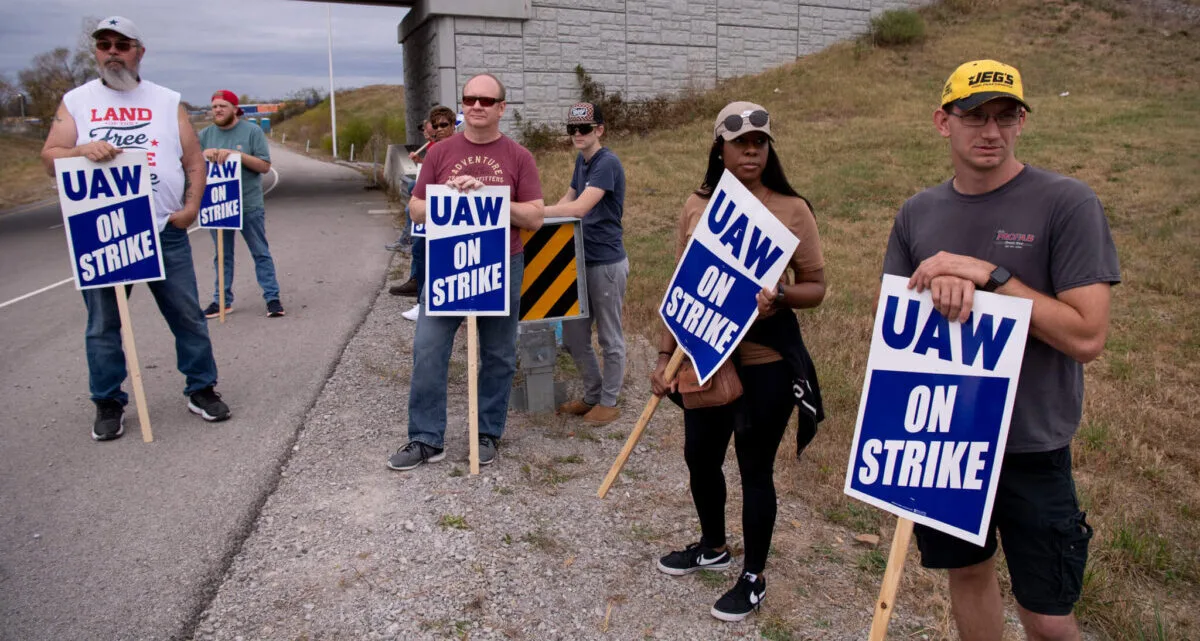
[401,304,420,321]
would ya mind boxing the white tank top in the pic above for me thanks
[63,79,186,230]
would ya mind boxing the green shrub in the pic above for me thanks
[870,9,927,46]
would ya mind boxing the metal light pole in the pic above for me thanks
[327,5,338,158]
[18,93,25,118]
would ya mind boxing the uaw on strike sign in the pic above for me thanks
[844,274,1032,545]
[199,154,243,230]
[424,185,510,316]
[659,170,799,384]
[56,152,164,289]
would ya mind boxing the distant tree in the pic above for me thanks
[18,47,96,126]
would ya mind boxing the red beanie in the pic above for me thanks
[212,90,244,116]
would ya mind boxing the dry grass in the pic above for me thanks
[0,132,56,209]
[272,84,404,162]
[535,0,1200,637]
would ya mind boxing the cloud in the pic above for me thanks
[0,0,408,103]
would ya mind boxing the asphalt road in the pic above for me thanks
[0,144,398,641]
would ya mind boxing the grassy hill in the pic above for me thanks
[0,132,56,209]
[273,84,405,161]
[528,0,1198,637]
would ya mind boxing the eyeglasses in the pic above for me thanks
[566,124,594,136]
[721,109,769,135]
[462,95,501,108]
[947,110,1023,128]
[95,40,136,52]
[431,121,452,129]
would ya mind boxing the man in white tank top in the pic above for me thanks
[41,16,231,442]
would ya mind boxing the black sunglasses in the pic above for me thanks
[566,124,594,136]
[431,121,452,129]
[95,40,135,52]
[462,95,500,108]
[721,109,769,135]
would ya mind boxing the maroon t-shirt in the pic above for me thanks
[413,132,543,255]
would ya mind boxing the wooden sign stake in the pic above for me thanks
[869,517,915,640]
[114,286,153,442]
[468,316,480,475]
[217,229,226,323]
[597,347,685,498]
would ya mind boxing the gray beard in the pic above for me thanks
[100,64,140,92]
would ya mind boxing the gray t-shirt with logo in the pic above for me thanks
[883,165,1121,453]
[569,147,626,266]
[198,118,271,211]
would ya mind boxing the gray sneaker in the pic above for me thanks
[479,436,498,466]
[387,441,445,471]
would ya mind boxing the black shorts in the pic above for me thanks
[914,446,1093,616]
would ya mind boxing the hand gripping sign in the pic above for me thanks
[659,170,799,384]
[846,274,1031,639]
[58,152,165,290]
[199,153,243,230]
[598,170,798,498]
[56,151,163,442]
[424,185,511,316]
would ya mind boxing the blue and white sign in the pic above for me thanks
[424,185,510,316]
[658,170,799,385]
[843,274,1032,545]
[199,154,243,230]
[410,163,425,237]
[56,152,164,290]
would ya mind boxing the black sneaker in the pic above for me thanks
[188,387,231,422]
[92,400,125,441]
[656,542,732,576]
[202,302,233,319]
[479,435,498,466]
[711,572,766,622]
[266,299,286,318]
[387,441,446,471]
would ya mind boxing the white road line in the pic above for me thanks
[0,277,75,310]
[264,167,280,196]
[48,223,63,230]
[367,209,401,215]
[0,198,56,220]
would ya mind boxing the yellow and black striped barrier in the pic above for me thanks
[519,217,589,322]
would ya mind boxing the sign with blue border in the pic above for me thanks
[843,274,1032,545]
[658,170,799,385]
[199,154,243,230]
[55,152,165,290]
[424,185,510,316]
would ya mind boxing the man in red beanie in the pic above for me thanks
[199,90,284,319]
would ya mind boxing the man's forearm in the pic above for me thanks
[410,197,426,223]
[242,155,271,174]
[510,200,545,231]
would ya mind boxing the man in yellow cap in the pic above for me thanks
[881,60,1120,640]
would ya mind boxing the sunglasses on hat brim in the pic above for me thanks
[720,109,770,136]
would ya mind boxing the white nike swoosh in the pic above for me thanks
[698,554,725,565]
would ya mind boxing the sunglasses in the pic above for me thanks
[721,109,769,135]
[947,110,1023,128]
[462,95,501,108]
[431,121,452,129]
[95,40,136,52]
[566,124,594,136]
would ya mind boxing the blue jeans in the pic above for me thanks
[409,236,426,285]
[84,225,219,404]
[407,254,523,449]
[209,206,280,305]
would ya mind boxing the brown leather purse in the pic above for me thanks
[677,358,743,409]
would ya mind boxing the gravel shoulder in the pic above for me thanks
[192,261,946,641]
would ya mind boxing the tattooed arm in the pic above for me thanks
[41,102,122,175]
[168,104,206,229]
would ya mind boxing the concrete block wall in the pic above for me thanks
[399,0,927,140]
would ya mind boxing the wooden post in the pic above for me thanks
[597,347,685,498]
[217,229,226,323]
[114,287,153,442]
[468,316,480,475]
[868,518,915,640]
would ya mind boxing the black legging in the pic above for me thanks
[683,360,794,575]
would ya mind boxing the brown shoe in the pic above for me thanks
[583,405,620,425]
[557,399,594,416]
[389,278,419,297]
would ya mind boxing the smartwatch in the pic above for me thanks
[983,266,1012,293]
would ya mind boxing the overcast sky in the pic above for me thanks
[0,0,410,105]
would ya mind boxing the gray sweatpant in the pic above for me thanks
[562,257,629,407]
